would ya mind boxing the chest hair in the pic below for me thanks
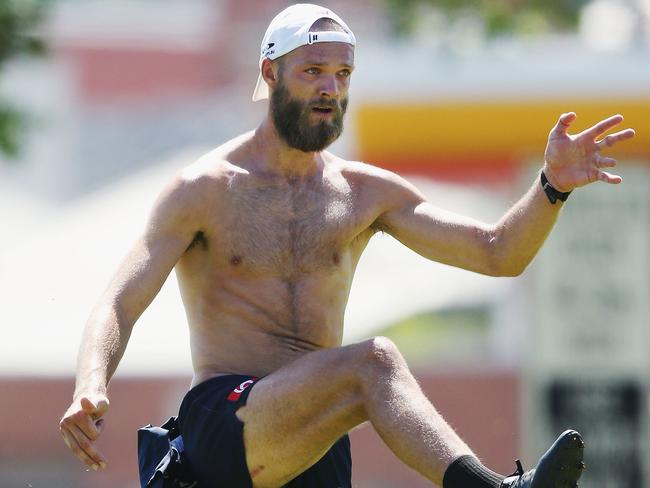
[221,175,353,276]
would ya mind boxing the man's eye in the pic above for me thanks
[338,69,351,77]
[306,68,320,75]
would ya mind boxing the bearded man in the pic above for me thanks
[60,4,635,488]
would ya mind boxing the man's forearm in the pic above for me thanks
[491,171,564,276]
[73,303,133,399]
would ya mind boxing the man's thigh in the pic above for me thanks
[236,341,371,488]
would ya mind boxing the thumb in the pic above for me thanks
[551,112,576,136]
[80,395,109,418]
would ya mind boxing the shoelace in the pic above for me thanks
[507,459,525,478]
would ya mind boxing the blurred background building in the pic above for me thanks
[1,0,649,486]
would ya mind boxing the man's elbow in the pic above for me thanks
[483,232,530,277]
[484,246,529,277]
[489,258,528,277]
[499,264,527,277]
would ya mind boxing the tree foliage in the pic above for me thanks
[0,0,46,158]
[384,0,590,38]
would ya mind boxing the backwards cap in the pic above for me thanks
[252,3,356,101]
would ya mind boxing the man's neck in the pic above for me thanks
[252,116,324,179]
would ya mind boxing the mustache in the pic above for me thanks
[309,98,342,110]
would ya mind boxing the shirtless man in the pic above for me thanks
[60,4,635,488]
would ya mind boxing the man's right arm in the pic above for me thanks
[59,172,205,471]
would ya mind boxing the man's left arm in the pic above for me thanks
[375,112,635,276]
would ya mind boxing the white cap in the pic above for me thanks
[252,3,356,102]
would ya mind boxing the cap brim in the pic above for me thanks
[252,73,269,102]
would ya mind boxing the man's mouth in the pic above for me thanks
[312,107,334,114]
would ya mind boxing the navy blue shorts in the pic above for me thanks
[177,374,352,487]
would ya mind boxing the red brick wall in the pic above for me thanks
[0,371,517,487]
[350,371,519,487]
[62,47,226,105]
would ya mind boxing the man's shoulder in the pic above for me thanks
[325,154,405,186]
[325,155,419,211]
[178,132,255,186]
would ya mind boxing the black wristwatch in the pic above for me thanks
[540,171,572,204]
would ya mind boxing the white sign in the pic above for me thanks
[525,162,650,488]
[531,163,650,374]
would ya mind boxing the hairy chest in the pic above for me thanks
[209,175,369,276]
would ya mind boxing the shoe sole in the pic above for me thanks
[532,429,585,488]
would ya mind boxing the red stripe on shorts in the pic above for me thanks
[227,378,257,402]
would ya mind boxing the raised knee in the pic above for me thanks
[360,336,405,372]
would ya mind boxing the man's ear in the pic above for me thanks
[261,58,280,92]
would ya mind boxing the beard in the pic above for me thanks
[270,79,348,153]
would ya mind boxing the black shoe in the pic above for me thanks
[501,430,586,488]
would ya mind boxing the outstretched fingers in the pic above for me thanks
[597,156,617,168]
[597,128,636,149]
[589,121,633,186]
[597,170,623,185]
[593,154,622,184]
[545,112,633,189]
[581,114,625,140]
[550,112,577,136]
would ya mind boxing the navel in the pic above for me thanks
[332,252,341,265]
[230,255,243,266]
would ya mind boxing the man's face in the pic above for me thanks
[269,42,354,153]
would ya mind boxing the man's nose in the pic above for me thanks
[319,75,340,99]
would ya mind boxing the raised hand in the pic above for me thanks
[543,112,635,192]
[59,394,110,471]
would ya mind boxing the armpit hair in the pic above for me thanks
[370,218,391,235]
[186,230,208,251]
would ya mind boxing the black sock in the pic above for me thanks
[442,455,505,488]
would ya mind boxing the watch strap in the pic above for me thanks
[540,171,572,204]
